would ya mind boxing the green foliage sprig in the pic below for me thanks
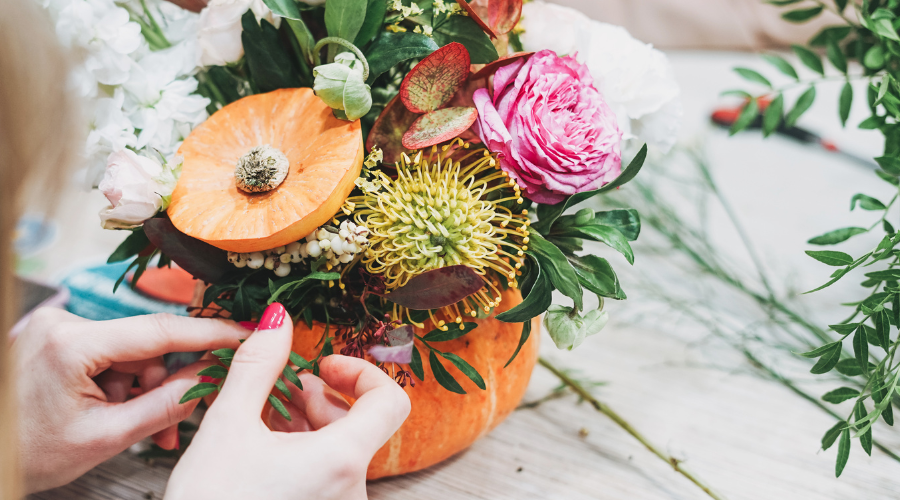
[731,0,900,476]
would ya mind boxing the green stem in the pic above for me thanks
[312,37,370,81]
[538,357,729,500]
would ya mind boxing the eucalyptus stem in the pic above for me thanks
[538,357,729,500]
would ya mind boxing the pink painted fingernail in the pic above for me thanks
[239,321,259,330]
[259,302,286,331]
[200,376,215,383]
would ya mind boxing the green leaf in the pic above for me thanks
[873,17,900,42]
[835,358,873,376]
[800,341,841,358]
[810,343,842,374]
[808,227,867,245]
[766,0,803,4]
[274,378,291,399]
[108,229,150,263]
[179,382,218,404]
[364,32,439,83]
[835,0,847,12]
[853,325,868,374]
[839,82,853,126]
[267,394,292,421]
[806,250,853,266]
[826,38,847,73]
[429,350,465,394]
[850,193,886,211]
[269,271,341,304]
[786,86,816,126]
[504,320,531,368]
[855,401,873,456]
[531,145,647,234]
[432,15,498,64]
[782,6,823,22]
[835,428,850,477]
[440,352,485,390]
[409,344,425,381]
[495,261,553,322]
[283,364,303,390]
[241,13,301,92]
[325,0,368,41]
[875,155,900,176]
[354,0,387,46]
[527,230,583,310]
[864,45,885,70]
[763,93,784,137]
[821,420,845,450]
[287,19,316,64]
[560,224,634,265]
[289,351,314,371]
[734,67,772,87]
[264,0,302,19]
[568,254,626,300]
[423,322,478,342]
[730,97,759,135]
[762,54,799,80]
[822,387,860,404]
[212,348,236,359]
[874,309,891,351]
[792,45,824,75]
[196,365,229,379]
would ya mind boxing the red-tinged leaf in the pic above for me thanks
[143,217,231,283]
[382,265,485,310]
[471,51,533,80]
[456,0,496,37]
[365,94,417,164]
[400,42,470,113]
[402,107,478,149]
[456,0,522,36]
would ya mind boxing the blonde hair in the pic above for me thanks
[0,0,81,496]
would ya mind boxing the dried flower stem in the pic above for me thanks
[538,357,728,500]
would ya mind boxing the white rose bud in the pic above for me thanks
[98,150,170,229]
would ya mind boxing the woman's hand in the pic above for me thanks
[164,303,411,500]
[14,308,249,493]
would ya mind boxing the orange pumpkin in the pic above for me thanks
[168,88,363,253]
[282,287,539,479]
[192,284,539,479]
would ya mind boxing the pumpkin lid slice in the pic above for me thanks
[167,88,363,253]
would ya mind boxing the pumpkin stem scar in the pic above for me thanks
[235,144,290,193]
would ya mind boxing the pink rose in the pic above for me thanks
[98,150,167,229]
[473,50,622,204]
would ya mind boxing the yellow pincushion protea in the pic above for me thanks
[346,140,530,325]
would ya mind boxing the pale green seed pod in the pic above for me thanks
[313,52,372,121]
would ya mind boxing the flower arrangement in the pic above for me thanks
[51,0,679,457]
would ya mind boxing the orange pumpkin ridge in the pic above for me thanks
[168,88,363,253]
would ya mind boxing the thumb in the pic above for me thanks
[211,303,293,423]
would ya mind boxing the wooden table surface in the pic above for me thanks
[22,50,900,499]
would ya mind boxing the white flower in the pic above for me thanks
[98,149,174,229]
[520,1,682,153]
[85,89,138,186]
[197,0,277,66]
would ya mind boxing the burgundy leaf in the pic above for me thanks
[400,42,471,114]
[455,0,522,36]
[143,217,231,284]
[382,265,484,310]
[387,325,415,346]
[365,94,418,165]
[401,107,478,150]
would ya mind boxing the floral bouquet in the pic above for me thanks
[47,0,679,477]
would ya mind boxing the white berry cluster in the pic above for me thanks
[227,220,370,277]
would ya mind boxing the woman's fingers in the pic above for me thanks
[93,370,134,403]
[287,372,351,430]
[210,303,293,424]
[267,400,313,433]
[77,314,249,364]
[313,356,411,454]
[98,359,214,447]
